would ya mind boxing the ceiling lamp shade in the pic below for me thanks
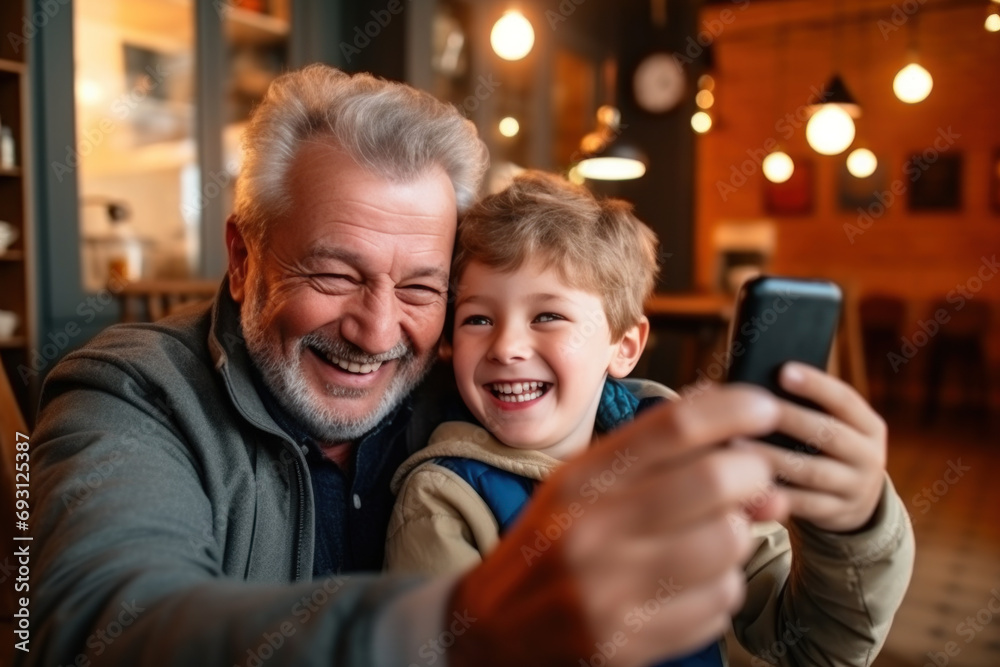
[762,151,795,183]
[806,74,860,156]
[893,62,933,103]
[491,11,534,61]
[576,142,648,181]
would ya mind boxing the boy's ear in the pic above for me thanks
[608,316,650,379]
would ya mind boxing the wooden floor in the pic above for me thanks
[728,405,1000,666]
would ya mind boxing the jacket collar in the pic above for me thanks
[207,277,290,441]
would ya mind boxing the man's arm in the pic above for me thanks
[444,385,791,667]
[21,350,422,667]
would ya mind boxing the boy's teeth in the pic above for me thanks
[496,389,543,403]
[490,381,546,402]
[324,352,382,374]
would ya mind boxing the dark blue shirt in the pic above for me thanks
[257,380,415,577]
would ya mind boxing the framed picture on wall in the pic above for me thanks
[763,157,814,216]
[907,152,962,211]
[991,149,1000,214]
[837,160,888,212]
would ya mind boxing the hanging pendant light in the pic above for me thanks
[764,27,795,184]
[893,9,932,103]
[763,151,795,183]
[491,10,534,61]
[847,148,878,178]
[576,105,648,180]
[806,74,859,156]
[893,62,933,103]
[806,1,860,157]
[575,60,648,181]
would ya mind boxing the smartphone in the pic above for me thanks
[725,276,842,452]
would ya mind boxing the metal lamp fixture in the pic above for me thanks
[806,74,860,156]
[575,105,648,181]
[575,59,648,181]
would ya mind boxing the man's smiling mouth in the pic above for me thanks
[313,347,384,374]
[488,381,551,403]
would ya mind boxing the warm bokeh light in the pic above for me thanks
[893,63,933,103]
[490,11,534,61]
[698,74,715,91]
[847,148,878,178]
[695,90,715,109]
[762,151,794,183]
[806,105,856,155]
[986,13,1000,32]
[76,79,104,106]
[691,111,713,133]
[498,116,520,137]
[575,156,646,181]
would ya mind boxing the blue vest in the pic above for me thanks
[435,379,724,667]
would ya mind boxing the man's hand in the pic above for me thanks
[739,362,888,534]
[447,385,788,667]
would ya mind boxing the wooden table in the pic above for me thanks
[643,291,735,387]
[114,279,220,322]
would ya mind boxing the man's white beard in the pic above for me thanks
[240,273,435,443]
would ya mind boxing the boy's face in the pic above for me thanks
[452,260,642,460]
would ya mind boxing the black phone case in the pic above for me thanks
[725,276,842,452]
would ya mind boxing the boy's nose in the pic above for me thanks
[486,324,530,364]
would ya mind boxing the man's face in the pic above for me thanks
[228,142,457,443]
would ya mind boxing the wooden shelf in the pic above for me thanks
[0,59,26,75]
[0,337,25,350]
[224,6,290,46]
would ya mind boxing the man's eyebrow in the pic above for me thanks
[301,245,362,266]
[404,266,450,286]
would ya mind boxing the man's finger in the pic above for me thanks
[612,448,781,533]
[588,384,781,472]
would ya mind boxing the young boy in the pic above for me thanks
[386,171,912,665]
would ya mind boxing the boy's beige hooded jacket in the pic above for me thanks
[387,387,914,666]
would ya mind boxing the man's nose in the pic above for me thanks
[339,288,401,355]
[486,323,530,365]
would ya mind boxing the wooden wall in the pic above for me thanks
[696,0,1000,406]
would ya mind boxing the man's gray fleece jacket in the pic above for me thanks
[22,286,436,666]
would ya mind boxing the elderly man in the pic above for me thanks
[26,65,911,667]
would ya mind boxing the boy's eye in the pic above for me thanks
[534,313,565,324]
[461,315,492,326]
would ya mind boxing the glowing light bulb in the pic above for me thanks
[893,63,933,103]
[498,116,520,137]
[806,105,856,155]
[763,151,794,184]
[491,11,534,61]
[691,111,713,134]
[986,13,1000,32]
[846,148,877,178]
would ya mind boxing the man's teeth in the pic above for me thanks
[325,352,382,374]
[490,381,547,403]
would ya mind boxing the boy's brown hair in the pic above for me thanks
[452,170,660,340]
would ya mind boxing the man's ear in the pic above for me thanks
[608,316,650,379]
[226,215,250,303]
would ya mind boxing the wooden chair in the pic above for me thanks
[114,279,220,322]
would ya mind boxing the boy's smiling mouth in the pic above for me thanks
[487,381,552,403]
